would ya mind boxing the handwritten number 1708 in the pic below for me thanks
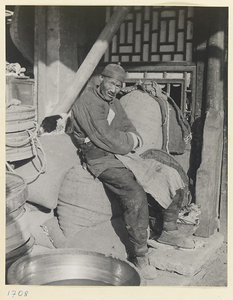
[7,290,28,297]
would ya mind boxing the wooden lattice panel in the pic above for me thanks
[104,6,193,63]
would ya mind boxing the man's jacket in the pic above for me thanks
[70,86,142,177]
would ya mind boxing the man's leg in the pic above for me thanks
[157,189,195,249]
[98,167,157,279]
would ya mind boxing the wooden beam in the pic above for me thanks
[51,6,132,115]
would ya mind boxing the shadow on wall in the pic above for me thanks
[7,6,106,72]
[6,6,34,77]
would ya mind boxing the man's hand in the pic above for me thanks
[39,114,69,135]
[128,132,143,152]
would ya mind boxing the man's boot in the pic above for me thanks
[131,253,158,280]
[157,189,195,249]
[148,194,163,240]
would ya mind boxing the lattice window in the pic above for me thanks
[104,6,193,63]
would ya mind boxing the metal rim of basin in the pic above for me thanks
[7,248,145,286]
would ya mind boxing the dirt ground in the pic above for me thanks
[192,136,228,287]
[190,180,228,287]
[190,240,227,286]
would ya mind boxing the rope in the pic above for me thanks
[24,123,47,183]
[6,121,47,184]
[6,127,37,148]
[6,161,17,173]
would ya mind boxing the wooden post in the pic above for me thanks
[195,110,224,237]
[34,7,79,123]
[193,8,209,120]
[186,8,209,196]
[34,6,47,123]
[51,6,131,115]
[195,8,226,237]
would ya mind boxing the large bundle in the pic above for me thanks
[15,134,79,209]
[120,84,191,155]
[57,163,122,237]
[120,90,163,155]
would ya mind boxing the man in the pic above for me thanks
[41,63,194,279]
[70,63,157,279]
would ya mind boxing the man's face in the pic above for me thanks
[100,76,122,101]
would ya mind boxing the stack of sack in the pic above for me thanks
[16,133,133,259]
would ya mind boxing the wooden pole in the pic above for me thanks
[51,6,131,115]
[195,110,224,237]
[194,8,226,237]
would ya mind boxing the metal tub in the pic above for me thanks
[7,249,145,286]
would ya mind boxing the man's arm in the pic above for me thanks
[72,96,137,155]
[115,100,143,151]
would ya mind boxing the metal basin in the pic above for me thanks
[6,171,27,215]
[7,249,144,286]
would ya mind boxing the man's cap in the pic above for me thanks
[101,63,126,83]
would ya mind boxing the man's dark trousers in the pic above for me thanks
[98,166,149,257]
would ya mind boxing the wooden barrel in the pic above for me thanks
[6,143,36,162]
[6,105,37,162]
[6,105,36,132]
